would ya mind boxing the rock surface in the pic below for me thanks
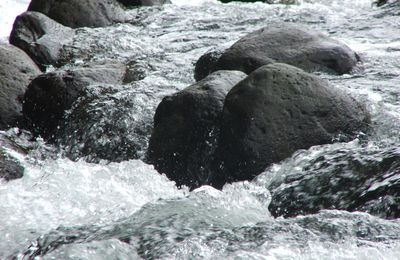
[0,148,24,181]
[148,70,247,189]
[267,145,400,219]
[56,84,154,163]
[214,63,370,186]
[196,23,359,80]
[27,0,126,28]
[194,47,225,82]
[23,61,127,139]
[0,44,41,130]
[9,11,75,71]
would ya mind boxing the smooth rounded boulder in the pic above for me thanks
[9,11,75,71]
[267,145,400,219]
[147,70,247,189]
[27,0,126,28]
[214,63,370,186]
[0,44,41,130]
[23,61,127,139]
[195,23,359,80]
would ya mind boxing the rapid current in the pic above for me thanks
[1,0,400,259]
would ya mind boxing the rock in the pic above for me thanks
[196,23,359,80]
[214,63,370,186]
[23,61,127,139]
[267,145,400,219]
[147,70,247,189]
[27,0,126,28]
[56,84,154,163]
[194,47,225,82]
[117,0,171,7]
[9,11,75,71]
[0,44,41,130]
[0,148,24,181]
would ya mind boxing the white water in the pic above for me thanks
[1,0,400,259]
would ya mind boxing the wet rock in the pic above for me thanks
[9,11,75,71]
[117,0,171,7]
[27,0,126,28]
[56,84,154,163]
[267,145,400,219]
[196,23,359,80]
[23,61,127,139]
[148,70,247,189]
[0,148,24,181]
[194,47,225,82]
[0,44,41,130]
[215,63,370,186]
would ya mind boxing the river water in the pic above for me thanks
[1,0,400,259]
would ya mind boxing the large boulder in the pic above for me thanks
[214,63,370,186]
[27,0,126,28]
[9,11,74,71]
[23,61,127,139]
[117,0,171,7]
[267,145,400,219]
[0,44,41,130]
[147,70,247,189]
[195,23,359,81]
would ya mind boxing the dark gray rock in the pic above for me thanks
[9,11,74,71]
[0,148,24,181]
[117,0,171,7]
[196,23,359,80]
[23,61,126,139]
[215,63,370,186]
[267,145,400,219]
[0,44,41,130]
[194,47,225,82]
[27,0,126,28]
[147,70,247,189]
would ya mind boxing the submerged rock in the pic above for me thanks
[214,63,370,186]
[267,145,400,219]
[196,23,359,80]
[0,44,41,130]
[9,11,75,71]
[0,148,24,181]
[148,70,247,189]
[23,61,127,140]
[27,0,126,28]
[56,84,154,162]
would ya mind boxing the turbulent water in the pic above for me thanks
[1,0,400,259]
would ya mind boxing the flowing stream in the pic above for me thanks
[1,0,400,259]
